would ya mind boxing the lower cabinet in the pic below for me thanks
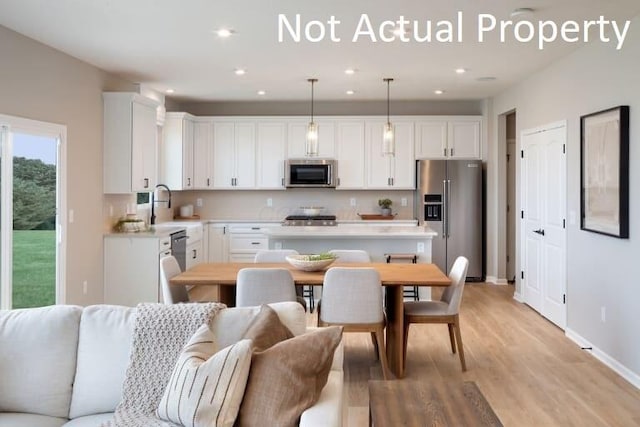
[186,240,204,270]
[207,224,228,262]
[104,235,170,306]
[227,224,270,262]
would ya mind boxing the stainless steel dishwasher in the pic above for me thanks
[170,230,188,271]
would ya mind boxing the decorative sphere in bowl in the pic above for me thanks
[286,254,337,271]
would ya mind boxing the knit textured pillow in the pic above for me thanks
[156,324,252,427]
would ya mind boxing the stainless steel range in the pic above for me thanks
[282,215,337,226]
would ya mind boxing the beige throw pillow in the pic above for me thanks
[242,305,294,352]
[237,326,343,427]
[156,323,252,427]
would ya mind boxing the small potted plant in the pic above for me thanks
[378,198,393,216]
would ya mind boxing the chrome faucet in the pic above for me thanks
[150,184,172,225]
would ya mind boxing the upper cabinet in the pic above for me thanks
[161,112,195,190]
[256,121,287,189]
[212,121,256,189]
[335,121,366,189]
[415,117,482,160]
[287,120,336,159]
[366,120,415,189]
[103,92,159,193]
[192,120,214,189]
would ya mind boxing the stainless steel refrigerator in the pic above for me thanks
[416,160,483,281]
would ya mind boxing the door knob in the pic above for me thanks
[533,229,545,236]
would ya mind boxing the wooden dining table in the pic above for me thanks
[170,262,451,377]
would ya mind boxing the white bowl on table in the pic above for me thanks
[286,254,337,271]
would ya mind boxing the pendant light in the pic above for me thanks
[306,78,319,156]
[382,77,395,156]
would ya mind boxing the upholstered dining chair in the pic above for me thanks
[319,267,392,380]
[317,248,374,313]
[327,249,371,263]
[236,267,300,308]
[159,255,190,304]
[403,256,469,371]
[253,249,309,310]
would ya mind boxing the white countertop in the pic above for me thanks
[104,225,185,238]
[263,225,437,239]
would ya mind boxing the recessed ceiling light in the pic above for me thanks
[476,76,497,82]
[216,28,235,38]
[455,68,467,74]
[434,90,445,95]
[257,90,266,96]
[345,68,356,75]
[346,90,355,95]
[511,7,534,18]
[234,68,246,76]
[165,89,175,94]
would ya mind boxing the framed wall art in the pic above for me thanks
[580,105,629,238]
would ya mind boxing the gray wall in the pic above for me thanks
[487,15,640,378]
[0,25,136,305]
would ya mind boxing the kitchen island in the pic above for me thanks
[263,225,437,263]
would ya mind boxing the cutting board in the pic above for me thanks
[358,213,397,220]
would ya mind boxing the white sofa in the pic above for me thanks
[0,302,343,427]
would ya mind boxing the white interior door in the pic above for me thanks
[521,123,567,328]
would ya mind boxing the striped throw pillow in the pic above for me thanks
[156,324,252,427]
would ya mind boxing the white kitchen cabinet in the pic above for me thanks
[256,122,287,189]
[335,121,366,189]
[193,120,214,189]
[227,224,272,262]
[366,120,415,189]
[415,117,481,159]
[186,240,204,270]
[104,235,170,305]
[161,112,195,190]
[448,119,481,158]
[212,121,256,189]
[103,92,159,193]
[207,224,228,262]
[287,120,336,159]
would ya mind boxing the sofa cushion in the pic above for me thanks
[210,302,305,351]
[242,305,294,352]
[299,370,344,427]
[157,325,252,427]
[62,412,114,426]
[237,326,343,427]
[0,305,82,418]
[0,412,67,427]
[69,305,136,418]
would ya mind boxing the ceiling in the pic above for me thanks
[1,0,639,102]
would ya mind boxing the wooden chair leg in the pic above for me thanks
[402,319,410,366]
[448,323,457,354]
[371,332,380,361]
[374,326,392,380]
[453,315,467,371]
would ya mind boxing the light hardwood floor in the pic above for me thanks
[192,284,640,426]
[331,284,640,427]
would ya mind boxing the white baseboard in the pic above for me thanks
[485,276,509,285]
[513,291,523,302]
[565,328,640,390]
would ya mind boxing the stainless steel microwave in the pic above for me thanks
[285,159,337,188]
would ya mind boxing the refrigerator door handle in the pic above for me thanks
[442,180,447,239]
[446,179,452,238]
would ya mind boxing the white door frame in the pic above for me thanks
[519,120,567,328]
[0,114,67,309]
